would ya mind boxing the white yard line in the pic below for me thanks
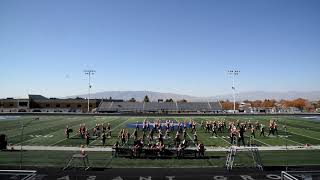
[14,118,89,146]
[218,135,232,145]
[186,132,196,146]
[278,135,304,146]
[252,138,271,146]
[288,130,320,141]
[6,118,79,138]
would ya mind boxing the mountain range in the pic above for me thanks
[66,91,320,102]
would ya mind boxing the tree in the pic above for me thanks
[165,98,174,102]
[143,95,150,102]
[178,99,188,103]
[261,99,276,108]
[251,100,262,108]
[282,98,308,111]
[221,100,239,110]
[128,98,136,102]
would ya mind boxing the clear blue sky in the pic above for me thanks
[1,0,320,98]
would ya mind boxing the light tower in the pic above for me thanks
[228,70,240,113]
[84,70,95,113]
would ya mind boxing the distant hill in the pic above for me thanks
[66,91,214,102]
[66,90,320,102]
[213,91,320,101]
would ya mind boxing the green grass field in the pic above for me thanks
[1,115,320,168]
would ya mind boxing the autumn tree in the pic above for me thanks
[283,98,308,111]
[221,100,239,110]
[261,99,276,108]
[251,100,262,108]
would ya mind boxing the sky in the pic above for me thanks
[0,0,320,98]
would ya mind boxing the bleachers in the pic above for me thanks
[97,102,113,112]
[210,102,223,112]
[144,102,177,111]
[110,102,143,112]
[98,101,222,113]
[177,102,211,112]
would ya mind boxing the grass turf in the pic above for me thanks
[1,115,320,167]
[2,115,320,147]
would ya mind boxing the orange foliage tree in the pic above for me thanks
[221,100,239,110]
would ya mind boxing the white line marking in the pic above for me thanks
[288,130,320,141]
[278,135,304,146]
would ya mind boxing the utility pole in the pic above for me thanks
[84,70,95,113]
[228,70,240,113]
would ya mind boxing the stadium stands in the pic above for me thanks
[97,101,223,113]
[144,102,177,112]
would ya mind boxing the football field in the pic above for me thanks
[2,115,320,147]
[1,115,320,168]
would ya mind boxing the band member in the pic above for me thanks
[149,130,154,141]
[193,132,198,144]
[65,125,70,138]
[157,141,165,156]
[166,120,170,130]
[189,119,193,129]
[251,127,256,138]
[211,124,217,137]
[170,120,175,131]
[118,129,124,138]
[158,130,164,144]
[78,124,84,139]
[102,123,107,133]
[197,142,205,157]
[125,130,130,144]
[238,124,246,146]
[218,122,223,133]
[147,121,151,131]
[230,124,237,145]
[175,131,180,146]
[191,122,196,133]
[200,120,204,130]
[274,122,278,136]
[113,141,120,157]
[205,121,210,133]
[121,131,126,145]
[268,120,275,136]
[135,121,139,130]
[102,133,106,146]
[178,121,183,133]
[107,123,111,137]
[85,130,90,146]
[165,129,170,139]
[133,129,138,141]
[260,123,265,137]
[183,128,187,139]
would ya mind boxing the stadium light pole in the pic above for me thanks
[228,70,240,113]
[84,70,95,113]
[284,118,288,171]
